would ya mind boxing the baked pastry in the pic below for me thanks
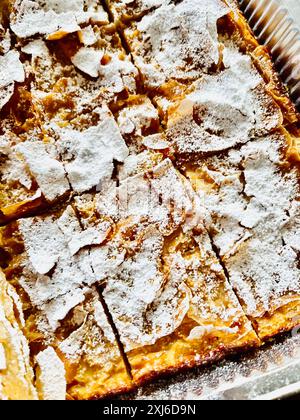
[0,269,37,400]
[0,206,132,399]
[0,0,299,400]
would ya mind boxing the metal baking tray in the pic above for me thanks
[240,0,300,108]
[120,0,300,401]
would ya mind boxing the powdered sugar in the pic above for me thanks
[56,108,129,193]
[18,206,97,329]
[68,222,111,256]
[0,145,33,191]
[97,158,198,236]
[71,48,104,78]
[10,0,108,39]
[0,50,25,110]
[102,226,173,351]
[19,216,65,275]
[78,26,97,46]
[117,97,159,136]
[71,46,138,94]
[59,294,121,365]
[0,25,11,55]
[190,132,300,317]
[17,141,70,202]
[125,0,229,88]
[167,46,282,153]
[35,347,66,400]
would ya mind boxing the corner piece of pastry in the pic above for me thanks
[0,269,37,400]
[74,158,259,385]
[183,130,300,341]
[0,206,133,399]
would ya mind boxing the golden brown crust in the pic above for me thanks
[0,269,37,400]
[131,338,260,389]
[251,298,300,342]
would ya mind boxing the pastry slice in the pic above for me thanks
[165,44,282,154]
[0,205,132,399]
[21,25,138,110]
[57,290,132,400]
[183,130,300,341]
[0,269,37,400]
[123,0,230,90]
[75,157,259,385]
[102,226,260,385]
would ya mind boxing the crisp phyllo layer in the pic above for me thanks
[0,206,133,399]
[10,0,109,40]
[0,102,129,223]
[123,0,229,90]
[184,131,300,340]
[114,95,162,153]
[0,269,37,400]
[0,131,70,224]
[73,157,259,384]
[20,25,138,106]
[165,45,282,154]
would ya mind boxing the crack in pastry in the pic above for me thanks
[123,0,230,90]
[57,291,133,400]
[0,207,133,399]
[0,269,37,400]
[183,130,300,341]
[73,157,259,385]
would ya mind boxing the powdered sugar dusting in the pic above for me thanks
[59,293,120,364]
[35,347,66,400]
[18,206,97,329]
[189,132,300,317]
[10,0,108,39]
[102,225,188,352]
[167,46,282,153]
[17,141,70,202]
[97,158,198,236]
[55,107,129,193]
[125,0,229,88]
[0,50,25,110]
